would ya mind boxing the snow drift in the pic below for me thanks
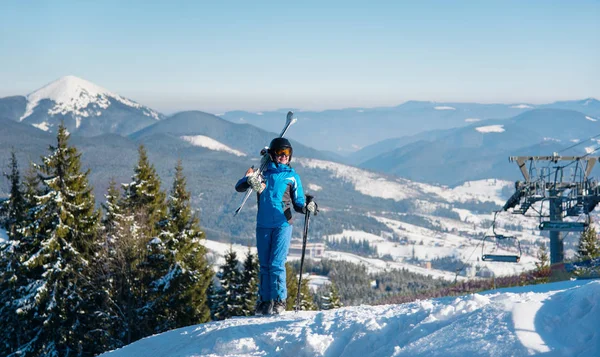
[101,280,600,357]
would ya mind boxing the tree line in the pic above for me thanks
[0,124,342,356]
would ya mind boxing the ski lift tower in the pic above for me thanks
[502,153,600,264]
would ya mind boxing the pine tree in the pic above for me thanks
[162,160,212,325]
[101,181,145,346]
[138,160,213,331]
[285,262,298,311]
[213,249,244,320]
[285,262,317,311]
[10,123,102,356]
[535,243,549,270]
[122,145,167,238]
[0,152,28,355]
[240,249,259,316]
[321,282,343,310]
[533,242,551,283]
[116,145,170,340]
[577,225,600,261]
[0,151,26,239]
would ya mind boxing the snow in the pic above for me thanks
[586,116,597,122]
[511,104,534,109]
[20,75,161,122]
[585,146,597,154]
[475,125,505,133]
[425,179,512,206]
[543,137,560,142]
[307,183,322,192]
[464,118,481,123]
[0,227,7,242]
[434,106,456,110]
[180,135,246,157]
[100,279,600,357]
[296,158,423,201]
[32,121,50,131]
[201,239,257,268]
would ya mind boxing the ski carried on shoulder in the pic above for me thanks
[234,111,297,216]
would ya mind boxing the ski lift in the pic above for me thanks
[481,234,522,263]
[480,211,522,263]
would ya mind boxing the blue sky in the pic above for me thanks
[1,1,598,113]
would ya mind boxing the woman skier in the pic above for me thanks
[235,137,317,315]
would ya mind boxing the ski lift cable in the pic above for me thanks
[558,132,600,154]
[538,145,600,182]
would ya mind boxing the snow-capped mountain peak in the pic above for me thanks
[18,75,163,136]
[21,75,161,123]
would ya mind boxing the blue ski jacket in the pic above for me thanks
[236,161,306,228]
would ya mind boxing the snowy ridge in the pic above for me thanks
[296,158,511,206]
[475,125,505,133]
[295,158,423,201]
[180,135,246,156]
[20,76,161,125]
[100,280,600,357]
[510,104,534,109]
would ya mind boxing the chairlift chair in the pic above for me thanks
[481,234,522,263]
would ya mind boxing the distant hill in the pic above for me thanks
[130,110,341,162]
[360,109,600,185]
[219,99,599,153]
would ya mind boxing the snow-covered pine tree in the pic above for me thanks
[0,151,26,238]
[577,225,600,261]
[206,279,220,321]
[240,249,259,316]
[100,179,146,347]
[213,249,244,320]
[0,152,28,355]
[151,160,213,328]
[0,163,45,356]
[118,145,170,340]
[10,123,102,356]
[122,145,167,238]
[321,282,343,310]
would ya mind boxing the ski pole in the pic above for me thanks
[295,195,313,312]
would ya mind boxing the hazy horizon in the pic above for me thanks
[1,1,598,113]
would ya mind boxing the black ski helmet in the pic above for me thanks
[269,137,293,162]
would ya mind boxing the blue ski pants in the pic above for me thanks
[256,225,293,302]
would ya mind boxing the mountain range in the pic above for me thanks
[3,76,599,187]
[1,76,599,277]
[219,98,600,154]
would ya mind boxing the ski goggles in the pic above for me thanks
[273,148,291,157]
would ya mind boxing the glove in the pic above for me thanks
[247,173,264,193]
[306,201,318,215]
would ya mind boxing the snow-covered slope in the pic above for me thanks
[100,279,600,357]
[296,158,511,205]
[19,75,163,136]
[180,135,247,156]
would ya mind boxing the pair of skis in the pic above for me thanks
[233,111,297,216]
